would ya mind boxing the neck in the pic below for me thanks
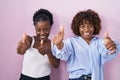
[82,37,94,44]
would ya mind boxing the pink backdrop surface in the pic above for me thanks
[0,0,120,80]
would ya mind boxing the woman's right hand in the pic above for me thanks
[17,33,31,54]
[52,25,64,50]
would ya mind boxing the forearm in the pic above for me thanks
[47,52,60,68]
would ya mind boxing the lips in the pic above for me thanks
[40,36,46,39]
[84,32,90,36]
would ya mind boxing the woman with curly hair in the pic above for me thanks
[17,8,60,80]
[52,9,120,80]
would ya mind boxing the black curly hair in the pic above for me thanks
[33,8,53,26]
[71,9,101,36]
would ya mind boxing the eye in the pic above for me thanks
[89,24,94,28]
[36,28,41,32]
[80,25,85,29]
[43,28,48,32]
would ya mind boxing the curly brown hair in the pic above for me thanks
[71,9,101,36]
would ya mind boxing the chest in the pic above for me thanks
[72,40,99,56]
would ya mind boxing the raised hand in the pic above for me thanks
[104,32,116,54]
[52,25,64,50]
[52,25,64,45]
[17,33,30,54]
[38,40,51,56]
[22,33,27,43]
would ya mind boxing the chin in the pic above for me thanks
[83,36,92,39]
[41,38,48,41]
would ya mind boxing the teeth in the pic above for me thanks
[84,33,90,35]
[40,36,46,38]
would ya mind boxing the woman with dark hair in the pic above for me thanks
[52,9,120,80]
[17,8,60,80]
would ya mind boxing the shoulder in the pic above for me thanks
[65,36,79,41]
[92,37,104,46]
[63,36,79,45]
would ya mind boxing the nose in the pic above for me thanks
[36,30,45,35]
[84,26,90,31]
[40,30,45,35]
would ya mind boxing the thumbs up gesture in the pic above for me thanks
[38,40,46,55]
[22,33,27,43]
[17,33,30,54]
[38,40,51,56]
[40,39,44,47]
[53,25,64,45]
[21,33,30,46]
[104,32,116,54]
[52,25,64,49]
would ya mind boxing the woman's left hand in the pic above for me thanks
[38,40,51,55]
[104,32,116,54]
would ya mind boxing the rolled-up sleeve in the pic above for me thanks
[99,39,120,64]
[52,39,72,61]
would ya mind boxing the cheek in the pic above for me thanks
[46,31,50,35]
[90,28,94,33]
[36,32,40,36]
[79,28,82,34]
[46,29,51,34]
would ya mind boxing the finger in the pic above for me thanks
[17,41,22,48]
[38,47,46,56]
[104,32,111,45]
[109,49,116,54]
[105,42,115,49]
[108,46,116,51]
[22,33,27,43]
[104,32,109,38]
[40,40,44,47]
[52,33,57,44]
[60,25,64,37]
[52,34,62,45]
[52,32,60,44]
[60,25,64,33]
[52,25,64,45]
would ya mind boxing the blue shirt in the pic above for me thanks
[52,36,120,80]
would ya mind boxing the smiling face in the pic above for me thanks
[35,21,51,41]
[79,20,94,42]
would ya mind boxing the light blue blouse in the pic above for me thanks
[52,36,120,80]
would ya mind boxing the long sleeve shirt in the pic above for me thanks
[52,36,120,80]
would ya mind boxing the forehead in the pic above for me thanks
[82,20,91,24]
[35,21,50,28]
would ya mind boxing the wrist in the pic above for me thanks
[56,42,64,50]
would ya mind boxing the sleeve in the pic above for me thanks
[98,39,120,64]
[52,38,73,61]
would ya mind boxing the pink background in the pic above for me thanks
[0,0,120,80]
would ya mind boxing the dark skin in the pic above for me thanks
[17,33,32,54]
[17,21,60,68]
[79,20,94,44]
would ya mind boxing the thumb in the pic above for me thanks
[40,40,44,47]
[22,33,27,43]
[104,32,109,39]
[104,32,109,44]
[59,25,64,38]
[60,25,64,33]
[52,25,64,45]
